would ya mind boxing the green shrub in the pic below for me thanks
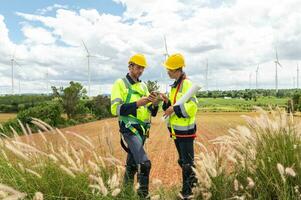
[0,94,52,113]
[74,100,90,118]
[87,95,112,120]
[0,104,16,113]
[1,101,64,136]
[17,100,64,127]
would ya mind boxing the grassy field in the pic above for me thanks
[198,97,288,112]
[1,110,300,199]
[2,112,254,186]
[0,113,17,123]
[0,112,251,199]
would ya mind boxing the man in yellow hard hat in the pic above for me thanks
[111,53,159,199]
[160,53,198,200]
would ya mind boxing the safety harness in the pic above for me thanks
[119,77,150,152]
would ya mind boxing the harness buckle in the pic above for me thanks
[144,128,150,138]
[125,121,131,128]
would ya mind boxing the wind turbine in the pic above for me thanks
[297,64,299,89]
[10,49,16,94]
[162,35,170,93]
[255,64,259,89]
[15,62,22,95]
[82,40,95,97]
[163,35,169,60]
[10,48,22,95]
[46,67,49,94]
[274,48,283,93]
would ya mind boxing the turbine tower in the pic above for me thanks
[10,48,16,94]
[274,48,282,93]
[82,40,96,96]
[256,64,259,89]
[10,48,22,95]
[15,62,22,95]
[297,64,299,89]
[163,35,169,60]
[46,68,49,94]
[163,35,169,93]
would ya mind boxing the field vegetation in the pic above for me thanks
[198,96,288,112]
[1,108,300,199]
[0,82,112,135]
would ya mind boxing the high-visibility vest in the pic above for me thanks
[111,77,152,140]
[168,78,198,139]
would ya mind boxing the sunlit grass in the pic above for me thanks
[193,108,301,199]
[0,113,17,123]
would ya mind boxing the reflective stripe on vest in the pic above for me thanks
[168,123,196,131]
[111,98,124,105]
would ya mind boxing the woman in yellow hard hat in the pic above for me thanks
[160,53,198,200]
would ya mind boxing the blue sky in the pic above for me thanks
[0,0,125,43]
[0,0,300,95]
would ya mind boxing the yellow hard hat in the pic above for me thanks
[162,53,185,70]
[128,53,148,68]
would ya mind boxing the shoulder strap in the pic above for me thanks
[173,77,186,105]
[122,78,131,89]
[122,78,132,103]
[122,78,143,104]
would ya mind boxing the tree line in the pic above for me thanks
[0,81,111,135]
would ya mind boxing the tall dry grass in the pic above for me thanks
[0,118,167,199]
[193,108,301,199]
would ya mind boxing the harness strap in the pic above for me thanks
[173,77,186,104]
[119,78,150,144]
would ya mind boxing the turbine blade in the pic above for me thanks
[93,54,110,60]
[14,60,21,67]
[277,61,283,68]
[275,48,279,61]
[82,40,90,55]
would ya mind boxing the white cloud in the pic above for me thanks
[1,0,301,95]
[36,4,69,15]
[0,15,10,45]
[22,25,56,44]
[0,15,15,59]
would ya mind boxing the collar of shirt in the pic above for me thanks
[170,72,186,88]
[126,73,141,85]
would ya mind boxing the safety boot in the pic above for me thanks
[137,160,151,199]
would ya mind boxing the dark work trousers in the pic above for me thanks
[122,131,151,198]
[174,138,197,197]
